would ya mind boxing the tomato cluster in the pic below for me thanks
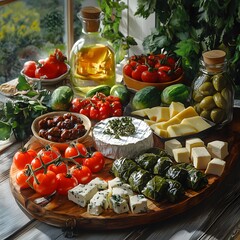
[23,49,68,79]
[14,143,105,196]
[123,53,183,83]
[70,93,123,121]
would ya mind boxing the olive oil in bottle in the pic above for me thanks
[70,6,116,97]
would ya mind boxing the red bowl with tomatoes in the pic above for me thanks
[31,112,91,152]
[123,53,184,91]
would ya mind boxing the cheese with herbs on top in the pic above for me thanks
[207,140,229,159]
[129,194,148,214]
[205,158,226,176]
[191,147,211,170]
[110,195,129,214]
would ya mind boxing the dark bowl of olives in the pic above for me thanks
[31,112,91,151]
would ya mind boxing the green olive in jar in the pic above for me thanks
[199,96,216,110]
[199,82,215,96]
[200,110,211,119]
[210,108,226,123]
[193,103,201,114]
[213,92,227,109]
[192,90,205,102]
[212,74,226,91]
[221,87,231,101]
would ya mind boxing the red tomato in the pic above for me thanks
[141,69,159,83]
[58,62,68,75]
[158,70,172,82]
[158,65,172,73]
[131,65,148,81]
[48,162,67,175]
[71,98,82,113]
[33,170,57,196]
[98,101,111,120]
[83,151,105,173]
[38,147,60,164]
[13,148,37,170]
[106,95,121,103]
[64,143,88,164]
[90,105,100,120]
[71,165,92,184]
[31,157,44,175]
[23,61,37,78]
[16,169,33,189]
[79,105,91,117]
[166,56,176,68]
[129,60,138,69]
[35,60,59,79]
[56,173,78,195]
[123,64,133,77]
[173,67,183,79]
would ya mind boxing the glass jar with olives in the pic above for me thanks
[190,50,234,127]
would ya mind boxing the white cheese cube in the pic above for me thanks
[172,147,190,163]
[89,177,108,190]
[192,147,211,170]
[186,138,205,156]
[108,177,123,189]
[129,195,148,214]
[207,140,229,159]
[68,184,98,207]
[110,195,129,214]
[205,158,226,176]
[164,139,182,156]
[87,190,109,216]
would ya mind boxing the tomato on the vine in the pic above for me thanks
[56,173,78,195]
[48,162,67,175]
[64,143,88,164]
[90,105,100,120]
[70,98,83,113]
[23,61,37,78]
[83,151,105,173]
[70,165,92,184]
[16,169,33,189]
[13,148,37,170]
[158,70,172,82]
[123,64,133,77]
[38,146,61,164]
[141,69,159,83]
[131,64,148,81]
[33,170,57,196]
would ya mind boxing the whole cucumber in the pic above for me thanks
[85,85,111,98]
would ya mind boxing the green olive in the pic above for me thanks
[221,87,232,101]
[213,92,227,109]
[193,103,201,114]
[200,110,211,120]
[212,74,226,91]
[199,82,215,96]
[210,108,226,123]
[199,96,216,110]
[192,90,205,102]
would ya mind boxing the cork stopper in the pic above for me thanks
[79,6,102,32]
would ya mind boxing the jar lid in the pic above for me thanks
[80,6,101,19]
[202,50,226,65]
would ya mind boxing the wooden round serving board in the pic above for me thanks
[9,108,240,230]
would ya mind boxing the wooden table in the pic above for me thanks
[1,97,240,239]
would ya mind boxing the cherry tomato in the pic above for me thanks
[38,147,60,164]
[141,69,159,83]
[173,67,183,79]
[33,170,57,196]
[131,64,148,81]
[123,64,133,77]
[158,65,172,73]
[158,70,172,82]
[48,162,67,175]
[31,157,44,175]
[16,169,33,189]
[112,108,123,116]
[23,61,37,78]
[90,105,100,120]
[79,105,91,117]
[97,101,111,120]
[129,60,138,69]
[35,60,59,79]
[106,95,121,103]
[56,173,78,195]
[71,98,82,113]
[64,143,88,164]
[83,151,105,173]
[166,56,176,68]
[58,62,68,75]
[91,93,107,103]
[71,165,92,184]
[13,148,37,170]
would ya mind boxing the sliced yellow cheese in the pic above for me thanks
[174,106,198,121]
[151,125,168,138]
[164,139,182,156]
[167,123,197,138]
[169,102,185,118]
[144,119,156,126]
[191,147,211,170]
[131,108,150,117]
[185,138,205,156]
[172,147,190,163]
[154,116,180,130]
[181,116,211,132]
[207,140,229,160]
[145,107,170,122]
[205,158,226,176]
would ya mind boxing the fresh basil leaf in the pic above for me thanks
[17,75,31,91]
[0,121,12,140]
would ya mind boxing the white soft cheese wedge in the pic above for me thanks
[172,147,190,163]
[164,139,182,156]
[89,177,108,190]
[145,107,170,122]
[191,147,211,170]
[110,195,129,214]
[205,158,226,176]
[169,102,185,118]
[181,116,211,132]
[92,117,154,159]
[131,108,150,117]
[185,138,205,156]
[68,184,98,207]
[207,140,229,159]
[167,123,197,137]
[129,194,148,214]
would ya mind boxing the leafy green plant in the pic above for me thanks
[135,0,240,83]
[97,0,137,63]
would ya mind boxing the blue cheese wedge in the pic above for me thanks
[110,195,129,214]
[129,195,148,214]
[68,184,98,207]
[92,117,154,159]
[87,190,110,216]
[89,177,108,190]
[108,177,123,189]
[111,184,134,200]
